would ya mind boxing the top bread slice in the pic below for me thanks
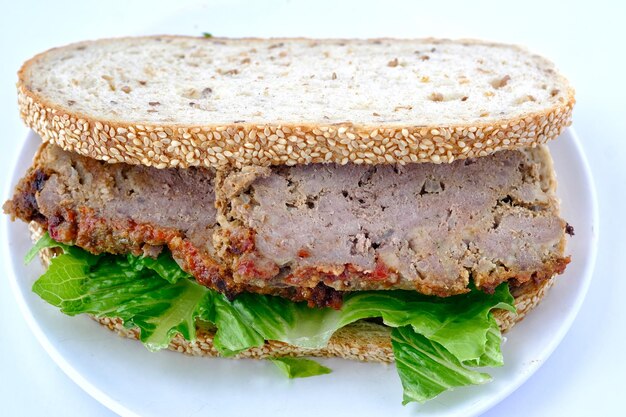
[18,36,574,169]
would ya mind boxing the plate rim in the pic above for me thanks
[465,127,600,414]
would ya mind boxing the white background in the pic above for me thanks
[0,1,624,416]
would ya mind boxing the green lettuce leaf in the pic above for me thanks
[24,232,71,264]
[201,291,265,356]
[232,294,343,349]
[230,289,513,403]
[391,327,492,404]
[462,315,504,368]
[270,357,332,379]
[27,234,516,404]
[342,288,514,363]
[231,287,514,364]
[127,251,191,284]
[32,247,208,351]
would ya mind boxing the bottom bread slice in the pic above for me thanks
[31,221,555,363]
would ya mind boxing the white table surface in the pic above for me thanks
[1,1,624,416]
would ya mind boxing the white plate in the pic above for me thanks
[3,128,598,417]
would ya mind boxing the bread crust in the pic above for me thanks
[17,36,575,169]
[30,221,557,363]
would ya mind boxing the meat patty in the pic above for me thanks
[216,147,570,296]
[4,143,341,307]
[5,143,569,306]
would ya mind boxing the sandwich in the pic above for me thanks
[4,36,575,404]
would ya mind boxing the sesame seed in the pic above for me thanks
[17,85,573,170]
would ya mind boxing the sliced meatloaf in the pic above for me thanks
[4,143,341,307]
[5,143,570,305]
[216,146,570,297]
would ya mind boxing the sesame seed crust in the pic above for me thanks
[17,84,574,168]
[16,36,575,169]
